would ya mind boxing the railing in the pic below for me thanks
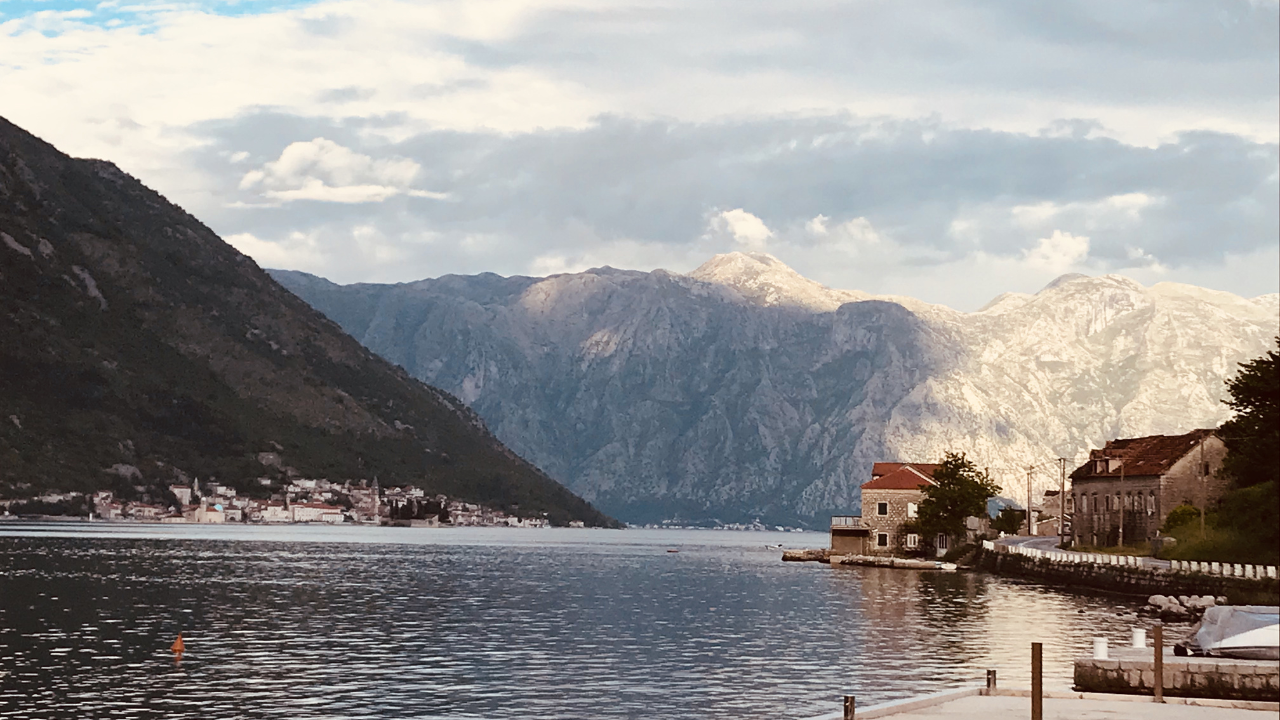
[1167,559,1278,579]
[830,515,863,528]
[979,540,1279,579]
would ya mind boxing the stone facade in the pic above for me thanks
[1070,430,1227,547]
[862,487,926,556]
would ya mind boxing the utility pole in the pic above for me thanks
[1058,457,1069,548]
[1198,438,1207,536]
[1118,455,1126,548]
[1026,466,1034,536]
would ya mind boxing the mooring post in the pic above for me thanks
[986,668,997,693]
[1031,642,1043,720]
[1154,624,1164,703]
[843,695,855,720]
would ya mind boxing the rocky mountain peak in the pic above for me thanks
[688,251,868,311]
[273,256,1276,528]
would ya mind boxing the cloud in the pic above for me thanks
[805,215,829,235]
[238,137,447,203]
[1022,230,1090,271]
[172,112,1278,309]
[0,0,1274,309]
[708,208,772,250]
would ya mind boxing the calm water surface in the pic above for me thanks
[0,524,1158,719]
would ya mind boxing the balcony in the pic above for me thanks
[830,515,864,529]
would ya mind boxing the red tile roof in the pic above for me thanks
[862,464,937,490]
[871,462,942,478]
[1070,429,1215,481]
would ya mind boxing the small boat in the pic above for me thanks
[666,549,679,553]
[1176,605,1279,660]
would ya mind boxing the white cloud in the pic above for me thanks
[833,217,882,246]
[708,208,773,250]
[225,231,323,270]
[1022,230,1090,271]
[0,0,1273,309]
[238,138,447,203]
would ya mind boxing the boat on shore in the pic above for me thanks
[1177,605,1280,660]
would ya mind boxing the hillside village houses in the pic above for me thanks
[12,474,553,528]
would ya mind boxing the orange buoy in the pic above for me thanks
[171,633,185,654]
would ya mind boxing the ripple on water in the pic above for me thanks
[0,529,1163,719]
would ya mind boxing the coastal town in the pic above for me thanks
[0,471,568,528]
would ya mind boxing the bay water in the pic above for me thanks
[0,524,1154,719]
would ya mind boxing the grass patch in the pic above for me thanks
[1070,543,1152,557]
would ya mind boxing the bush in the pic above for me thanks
[1162,482,1279,566]
[1161,504,1200,534]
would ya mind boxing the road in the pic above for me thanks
[996,534,1171,570]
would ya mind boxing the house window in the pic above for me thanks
[1203,463,1210,477]
[876,533,889,547]
[936,534,948,550]
[1148,492,1156,513]
[877,502,888,516]
[1067,496,1074,513]
[905,533,919,549]
[907,502,918,518]
[1105,495,1111,511]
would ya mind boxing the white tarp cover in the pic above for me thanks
[1191,605,1280,660]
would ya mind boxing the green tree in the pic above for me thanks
[1220,338,1279,489]
[918,452,1001,547]
[990,507,1025,536]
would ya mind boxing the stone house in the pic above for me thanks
[1068,429,1227,548]
[860,462,949,557]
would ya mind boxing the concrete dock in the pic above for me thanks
[805,687,1279,719]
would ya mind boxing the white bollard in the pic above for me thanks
[1093,638,1109,660]
[1132,628,1146,648]
[1211,562,1221,574]
[1269,567,1278,580]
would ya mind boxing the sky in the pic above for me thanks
[2,0,1277,311]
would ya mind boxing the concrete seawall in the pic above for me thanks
[975,548,1280,605]
[1074,648,1279,701]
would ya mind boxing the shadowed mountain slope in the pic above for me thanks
[0,117,616,527]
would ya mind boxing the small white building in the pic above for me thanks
[291,503,344,524]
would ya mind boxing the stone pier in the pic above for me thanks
[1074,647,1279,701]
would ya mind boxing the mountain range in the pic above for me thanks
[0,116,616,527]
[271,252,1278,527]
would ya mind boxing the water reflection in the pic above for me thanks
[0,527,1157,719]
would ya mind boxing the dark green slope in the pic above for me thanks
[0,117,617,527]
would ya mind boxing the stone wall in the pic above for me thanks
[1075,648,1278,701]
[861,488,922,556]
[974,548,1280,605]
